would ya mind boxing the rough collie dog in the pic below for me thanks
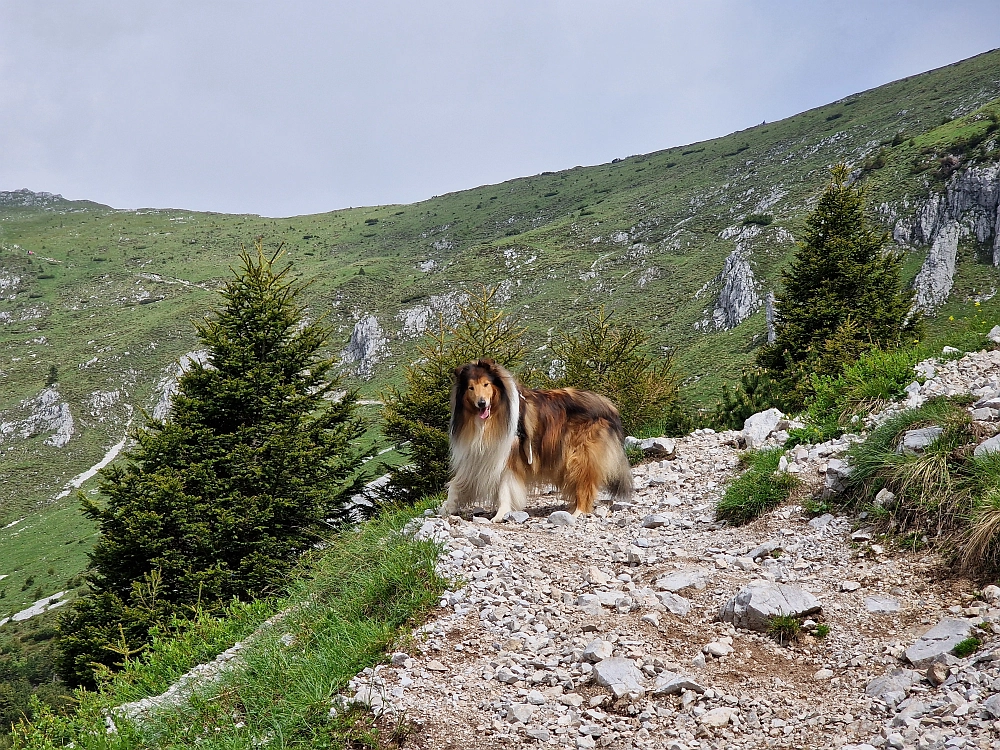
[440,358,633,522]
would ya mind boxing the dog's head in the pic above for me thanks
[453,358,503,424]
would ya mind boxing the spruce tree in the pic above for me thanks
[758,165,918,402]
[58,244,366,686]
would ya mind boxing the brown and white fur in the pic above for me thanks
[440,358,633,522]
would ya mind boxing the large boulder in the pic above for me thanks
[718,581,821,632]
[742,408,784,449]
[904,618,975,668]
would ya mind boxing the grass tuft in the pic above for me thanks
[767,615,801,645]
[716,449,799,526]
[953,637,981,658]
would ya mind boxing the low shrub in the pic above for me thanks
[953,637,981,658]
[807,346,921,438]
[716,448,799,526]
[713,368,786,431]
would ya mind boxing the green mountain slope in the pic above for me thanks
[1,49,1000,614]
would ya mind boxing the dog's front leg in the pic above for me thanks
[439,482,461,517]
[492,473,527,522]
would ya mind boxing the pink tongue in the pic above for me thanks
[479,404,491,420]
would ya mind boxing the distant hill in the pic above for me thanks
[0,48,999,616]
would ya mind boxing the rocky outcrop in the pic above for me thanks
[913,220,960,311]
[0,387,75,448]
[764,291,777,343]
[0,189,65,207]
[153,350,210,420]
[711,248,760,330]
[898,163,1000,309]
[341,316,389,379]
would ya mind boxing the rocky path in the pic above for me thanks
[344,420,1000,750]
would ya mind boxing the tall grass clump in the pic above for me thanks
[14,501,447,749]
[807,346,922,439]
[842,396,1000,571]
[716,448,799,525]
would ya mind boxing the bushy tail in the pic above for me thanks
[606,443,635,502]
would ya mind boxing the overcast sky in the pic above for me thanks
[1,2,999,218]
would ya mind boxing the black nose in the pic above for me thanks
[477,398,487,408]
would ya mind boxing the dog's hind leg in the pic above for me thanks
[491,473,527,522]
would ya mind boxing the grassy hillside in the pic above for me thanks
[1,49,1000,622]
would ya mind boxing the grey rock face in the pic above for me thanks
[712,248,760,330]
[742,408,784,449]
[592,657,646,698]
[718,581,822,632]
[989,325,1000,344]
[341,316,390,378]
[914,221,960,311]
[764,291,777,344]
[904,617,974,668]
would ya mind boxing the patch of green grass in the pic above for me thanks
[716,448,799,525]
[813,623,831,639]
[767,615,800,645]
[953,637,981,658]
[12,500,447,749]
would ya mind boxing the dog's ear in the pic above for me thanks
[478,357,496,370]
[453,363,470,382]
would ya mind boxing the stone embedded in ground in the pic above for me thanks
[585,566,609,585]
[743,408,784,449]
[975,434,1000,458]
[865,668,920,706]
[898,427,943,455]
[426,659,447,671]
[808,513,835,530]
[651,672,706,696]
[983,584,1000,603]
[639,437,676,458]
[864,595,900,613]
[718,581,821,631]
[748,539,782,560]
[988,326,1000,344]
[983,694,1000,719]
[814,668,834,681]
[641,513,671,528]
[582,640,614,663]
[593,657,646,698]
[507,703,534,723]
[926,662,949,686]
[698,706,736,727]
[655,568,708,592]
[704,642,733,657]
[904,618,975,668]
[506,511,530,524]
[548,510,576,526]
[850,527,873,542]
[656,591,692,616]
[972,407,997,421]
[525,727,550,741]
[576,594,603,617]
[874,488,896,508]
